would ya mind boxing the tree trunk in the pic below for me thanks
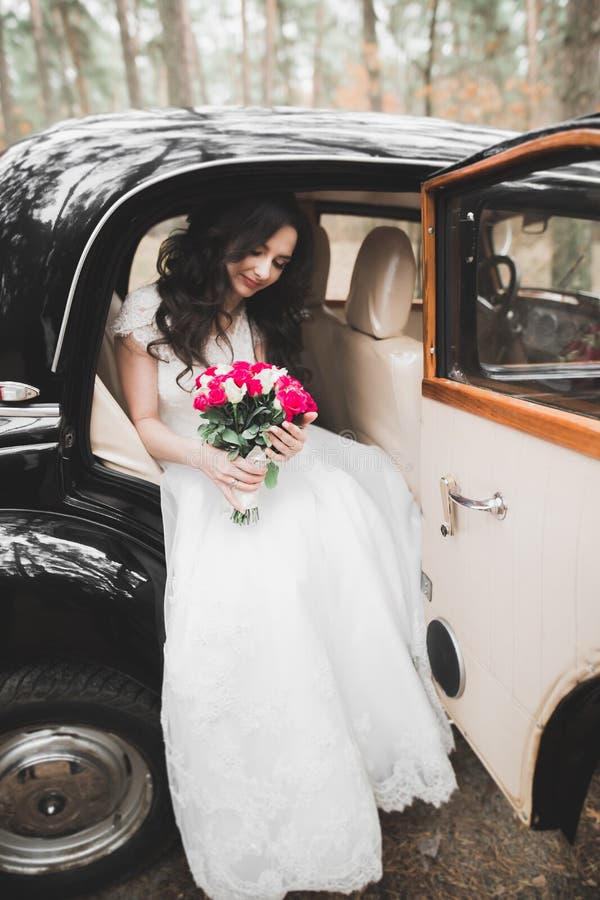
[29,0,54,124]
[263,0,276,106]
[560,0,600,118]
[362,0,382,111]
[51,5,76,117]
[0,4,18,144]
[241,0,250,104]
[312,0,324,107]
[58,1,90,115]
[423,0,440,117]
[115,0,142,107]
[158,0,194,106]
[526,0,541,126]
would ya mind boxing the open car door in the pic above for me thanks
[419,117,600,841]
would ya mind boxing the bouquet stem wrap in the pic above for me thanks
[231,446,269,526]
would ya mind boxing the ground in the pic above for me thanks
[79,731,599,900]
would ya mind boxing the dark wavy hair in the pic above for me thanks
[147,193,314,389]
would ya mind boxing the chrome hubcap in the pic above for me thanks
[0,725,154,874]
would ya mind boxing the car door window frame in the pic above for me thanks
[422,128,600,461]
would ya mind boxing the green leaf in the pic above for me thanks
[200,407,229,424]
[221,428,241,445]
[264,461,279,489]
[241,424,260,439]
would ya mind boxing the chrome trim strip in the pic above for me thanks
[481,362,600,381]
[0,404,60,417]
[0,442,58,456]
[50,152,437,373]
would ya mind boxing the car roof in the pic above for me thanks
[0,107,518,376]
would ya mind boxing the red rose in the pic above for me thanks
[204,366,218,376]
[193,394,209,411]
[207,386,227,405]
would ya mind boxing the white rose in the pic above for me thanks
[257,369,277,392]
[223,378,247,404]
[272,398,282,411]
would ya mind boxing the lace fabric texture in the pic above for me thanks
[110,284,457,900]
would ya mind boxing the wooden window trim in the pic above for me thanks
[421,127,600,461]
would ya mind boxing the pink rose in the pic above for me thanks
[193,394,209,411]
[250,361,271,373]
[278,388,308,420]
[276,374,302,390]
[208,385,227,405]
[246,378,263,396]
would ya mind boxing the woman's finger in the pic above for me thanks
[268,424,301,452]
[220,484,246,512]
[265,446,287,463]
[220,473,263,491]
[234,456,268,476]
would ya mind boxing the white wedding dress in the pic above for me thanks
[111,284,457,900]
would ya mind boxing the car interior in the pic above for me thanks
[91,188,426,502]
[90,178,600,505]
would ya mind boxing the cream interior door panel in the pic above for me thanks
[421,396,600,820]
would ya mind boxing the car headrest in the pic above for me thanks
[345,226,416,338]
[304,225,331,309]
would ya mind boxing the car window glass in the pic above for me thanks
[445,159,600,421]
[320,214,422,302]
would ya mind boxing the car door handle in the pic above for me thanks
[0,381,40,401]
[440,474,507,537]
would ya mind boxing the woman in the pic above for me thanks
[111,193,456,900]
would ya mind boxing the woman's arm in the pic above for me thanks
[114,334,266,511]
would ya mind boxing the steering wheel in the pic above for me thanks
[477,254,520,328]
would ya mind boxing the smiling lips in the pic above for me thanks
[242,274,261,289]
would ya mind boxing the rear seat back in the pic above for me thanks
[337,226,423,501]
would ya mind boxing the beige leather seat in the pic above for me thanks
[336,226,423,501]
[91,292,163,484]
[300,226,352,434]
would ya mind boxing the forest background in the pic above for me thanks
[0,0,598,150]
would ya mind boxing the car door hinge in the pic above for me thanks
[61,426,75,449]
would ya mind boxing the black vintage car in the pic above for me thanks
[1,107,599,898]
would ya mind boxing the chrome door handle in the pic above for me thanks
[0,381,40,401]
[440,475,507,537]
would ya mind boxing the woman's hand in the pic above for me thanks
[192,442,267,512]
[265,412,318,463]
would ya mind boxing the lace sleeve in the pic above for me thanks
[110,284,165,353]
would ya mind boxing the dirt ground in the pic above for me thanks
[79,730,600,900]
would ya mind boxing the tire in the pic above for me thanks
[0,662,176,899]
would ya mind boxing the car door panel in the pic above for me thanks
[420,123,600,835]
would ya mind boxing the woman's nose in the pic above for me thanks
[253,257,272,280]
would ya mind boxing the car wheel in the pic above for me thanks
[0,662,176,899]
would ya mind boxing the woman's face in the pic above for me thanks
[225,225,298,301]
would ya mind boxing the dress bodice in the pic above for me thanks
[110,283,259,439]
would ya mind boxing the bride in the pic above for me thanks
[111,193,457,900]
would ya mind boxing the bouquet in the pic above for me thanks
[193,361,318,525]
